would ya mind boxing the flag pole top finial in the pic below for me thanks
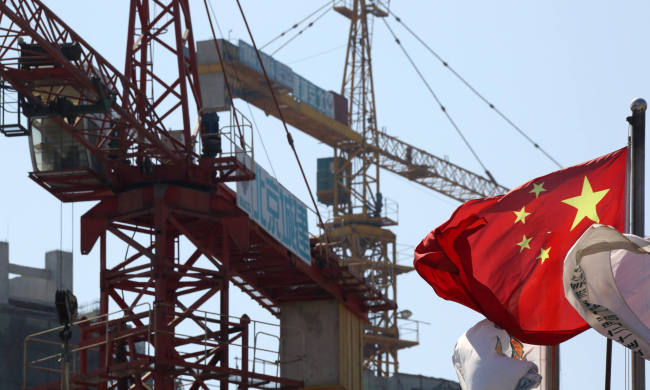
[631,98,647,112]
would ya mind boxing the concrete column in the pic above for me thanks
[280,300,362,390]
[0,241,8,304]
[45,250,73,296]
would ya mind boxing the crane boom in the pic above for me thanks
[197,40,508,201]
[0,0,187,165]
[374,129,508,201]
[0,0,257,202]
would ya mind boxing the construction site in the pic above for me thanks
[1,1,645,389]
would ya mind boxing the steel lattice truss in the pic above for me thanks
[0,0,253,202]
[123,0,202,160]
[335,0,381,217]
[374,129,508,202]
[333,0,403,377]
[74,185,306,390]
[0,0,187,164]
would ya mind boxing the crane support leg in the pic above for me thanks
[72,185,304,389]
[152,186,175,390]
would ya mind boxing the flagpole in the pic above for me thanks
[546,345,560,390]
[628,97,646,390]
[605,339,612,390]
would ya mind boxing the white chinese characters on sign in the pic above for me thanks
[237,151,311,265]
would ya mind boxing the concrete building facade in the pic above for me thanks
[0,241,73,389]
[364,372,460,390]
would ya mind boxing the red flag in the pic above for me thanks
[414,147,627,345]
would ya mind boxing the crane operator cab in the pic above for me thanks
[16,39,114,174]
[29,116,98,172]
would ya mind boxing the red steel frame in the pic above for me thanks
[0,0,252,198]
[0,1,396,388]
[75,184,304,390]
[27,183,394,389]
[0,0,186,165]
[74,184,393,389]
[123,0,201,160]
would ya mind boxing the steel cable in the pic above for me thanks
[288,44,347,65]
[202,0,246,148]
[260,0,333,50]
[245,102,278,178]
[206,3,280,181]
[270,6,332,56]
[377,1,562,168]
[59,201,63,290]
[382,18,497,183]
[234,0,330,244]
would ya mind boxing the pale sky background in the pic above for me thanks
[1,1,649,389]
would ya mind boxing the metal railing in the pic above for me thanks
[168,307,305,386]
[397,317,429,345]
[77,299,100,317]
[319,192,399,226]
[396,243,416,267]
[0,80,29,136]
[23,302,152,389]
[221,106,254,164]
[24,304,305,389]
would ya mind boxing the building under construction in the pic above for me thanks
[0,243,73,389]
[0,0,505,389]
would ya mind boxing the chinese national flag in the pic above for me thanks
[414,147,627,345]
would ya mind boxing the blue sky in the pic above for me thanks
[1,1,649,388]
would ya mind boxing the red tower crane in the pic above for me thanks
[0,1,394,388]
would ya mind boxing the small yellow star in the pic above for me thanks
[561,176,610,231]
[516,234,533,253]
[513,206,531,224]
[537,246,551,264]
[530,182,546,198]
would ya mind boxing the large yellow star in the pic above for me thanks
[516,234,533,253]
[530,182,546,198]
[513,206,531,224]
[561,176,610,231]
[537,246,551,264]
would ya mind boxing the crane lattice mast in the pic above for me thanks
[331,0,407,376]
